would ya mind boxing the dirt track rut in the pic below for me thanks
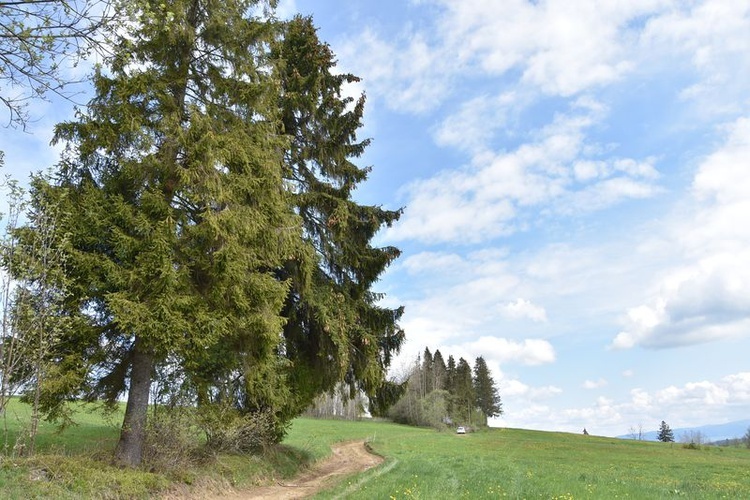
[219,440,383,499]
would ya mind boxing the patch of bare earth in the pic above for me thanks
[173,441,383,500]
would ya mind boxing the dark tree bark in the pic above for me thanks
[113,337,153,467]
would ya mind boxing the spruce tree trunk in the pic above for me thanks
[114,337,153,467]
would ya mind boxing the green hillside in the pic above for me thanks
[284,418,750,499]
[1,400,749,498]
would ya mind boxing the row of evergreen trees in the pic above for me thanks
[385,348,503,429]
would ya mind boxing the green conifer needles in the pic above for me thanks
[14,2,402,466]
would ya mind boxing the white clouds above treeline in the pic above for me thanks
[346,0,750,350]
[329,0,750,435]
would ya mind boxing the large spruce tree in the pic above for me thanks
[19,2,402,467]
[454,357,475,422]
[446,355,457,393]
[270,16,404,419]
[657,420,675,442]
[432,349,447,391]
[46,0,299,467]
[473,356,502,420]
[421,347,434,395]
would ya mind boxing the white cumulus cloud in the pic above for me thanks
[466,336,556,366]
[388,104,661,245]
[583,378,608,390]
[613,117,750,349]
[502,298,548,323]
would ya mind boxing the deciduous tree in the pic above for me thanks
[5,177,73,455]
[1,180,27,422]
[0,0,114,127]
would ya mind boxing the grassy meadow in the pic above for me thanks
[0,398,313,498]
[285,418,750,499]
[1,398,749,499]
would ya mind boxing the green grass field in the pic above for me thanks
[1,399,749,499]
[284,418,750,499]
[0,398,313,499]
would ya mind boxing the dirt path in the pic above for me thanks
[219,441,384,500]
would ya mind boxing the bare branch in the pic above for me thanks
[0,0,117,128]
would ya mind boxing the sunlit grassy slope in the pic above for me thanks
[0,397,122,455]
[285,418,750,499]
[2,399,748,499]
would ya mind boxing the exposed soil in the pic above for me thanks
[216,440,383,500]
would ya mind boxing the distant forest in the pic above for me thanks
[308,347,503,430]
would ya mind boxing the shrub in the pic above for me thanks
[200,405,279,454]
[679,430,705,447]
[142,406,203,471]
[388,389,450,430]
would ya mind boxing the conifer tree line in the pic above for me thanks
[382,347,502,429]
[0,0,404,467]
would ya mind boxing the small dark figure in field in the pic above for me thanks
[583,428,589,435]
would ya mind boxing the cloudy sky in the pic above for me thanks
[2,0,750,437]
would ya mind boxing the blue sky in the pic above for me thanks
[2,0,750,437]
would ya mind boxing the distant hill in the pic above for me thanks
[618,419,750,443]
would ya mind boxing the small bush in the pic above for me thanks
[142,407,203,472]
[201,406,279,455]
